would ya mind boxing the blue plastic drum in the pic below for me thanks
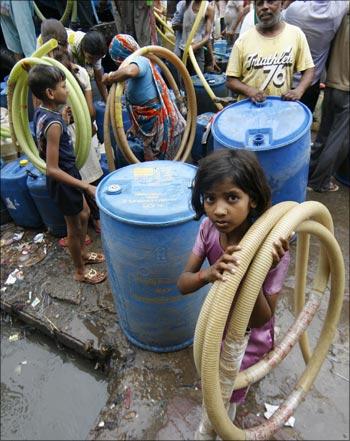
[192,73,228,114]
[94,99,132,144]
[96,161,208,352]
[0,158,43,228]
[212,97,312,204]
[26,171,67,237]
[192,112,215,163]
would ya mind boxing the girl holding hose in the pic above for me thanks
[177,149,291,436]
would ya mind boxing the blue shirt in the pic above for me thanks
[126,56,158,106]
[33,107,76,171]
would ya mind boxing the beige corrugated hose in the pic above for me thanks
[194,201,345,440]
[104,45,197,168]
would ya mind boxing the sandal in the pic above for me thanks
[84,251,105,264]
[59,235,92,247]
[75,268,106,285]
[321,182,339,192]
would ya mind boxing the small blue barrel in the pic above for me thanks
[94,99,132,144]
[214,39,227,56]
[212,97,312,204]
[96,161,208,352]
[26,171,67,237]
[335,153,350,187]
[0,158,43,228]
[192,112,215,163]
[192,73,228,114]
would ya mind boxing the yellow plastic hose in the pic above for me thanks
[33,0,74,24]
[106,45,197,165]
[154,11,175,37]
[7,39,91,173]
[194,201,344,440]
[182,0,224,112]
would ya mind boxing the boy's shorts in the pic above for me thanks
[47,166,84,217]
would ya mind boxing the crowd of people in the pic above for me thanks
[0,0,348,430]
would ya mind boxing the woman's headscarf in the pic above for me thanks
[109,34,140,65]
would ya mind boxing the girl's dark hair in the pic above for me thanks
[81,30,107,56]
[28,64,66,101]
[191,149,271,220]
[41,19,68,47]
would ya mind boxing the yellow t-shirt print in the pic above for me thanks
[226,23,314,100]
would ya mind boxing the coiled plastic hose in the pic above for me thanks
[194,201,345,440]
[104,45,197,167]
[7,39,91,173]
[182,0,223,112]
[33,0,76,25]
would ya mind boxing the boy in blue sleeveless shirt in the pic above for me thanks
[28,64,106,285]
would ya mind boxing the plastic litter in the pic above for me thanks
[98,421,105,428]
[8,333,20,342]
[33,233,44,244]
[263,403,295,427]
[20,360,28,365]
[14,365,22,375]
[13,232,24,241]
[31,297,41,308]
[5,269,24,285]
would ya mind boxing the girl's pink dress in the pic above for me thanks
[192,217,290,403]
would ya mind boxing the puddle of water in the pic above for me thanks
[1,315,108,441]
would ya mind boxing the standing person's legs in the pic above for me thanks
[64,198,105,283]
[300,80,321,115]
[308,88,350,191]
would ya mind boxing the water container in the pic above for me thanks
[212,97,312,204]
[96,161,208,352]
[192,112,215,163]
[214,39,227,56]
[94,98,132,144]
[0,158,43,228]
[26,171,67,237]
[192,73,228,114]
[115,136,144,168]
[99,153,110,177]
[0,158,12,225]
[335,152,350,187]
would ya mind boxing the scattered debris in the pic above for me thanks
[13,232,24,242]
[123,387,132,409]
[14,365,22,375]
[33,233,44,244]
[263,403,295,428]
[20,360,28,365]
[1,287,7,292]
[5,269,24,285]
[110,404,115,410]
[30,297,41,308]
[8,333,21,342]
[98,421,105,428]
[333,372,349,382]
[123,411,137,420]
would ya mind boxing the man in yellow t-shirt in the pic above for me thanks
[226,0,315,102]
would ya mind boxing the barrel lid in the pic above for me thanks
[192,73,226,88]
[96,161,197,225]
[211,97,312,150]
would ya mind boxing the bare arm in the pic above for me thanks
[94,67,109,102]
[177,245,241,295]
[102,63,140,86]
[282,67,315,101]
[226,76,266,102]
[46,123,95,197]
[192,3,215,52]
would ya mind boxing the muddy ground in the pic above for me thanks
[1,185,349,440]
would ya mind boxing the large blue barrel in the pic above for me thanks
[192,112,215,163]
[192,73,228,114]
[26,171,67,237]
[0,158,12,225]
[94,98,132,144]
[96,161,208,352]
[212,97,312,205]
[0,158,43,228]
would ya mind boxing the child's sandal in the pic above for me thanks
[76,268,106,285]
[84,252,105,264]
